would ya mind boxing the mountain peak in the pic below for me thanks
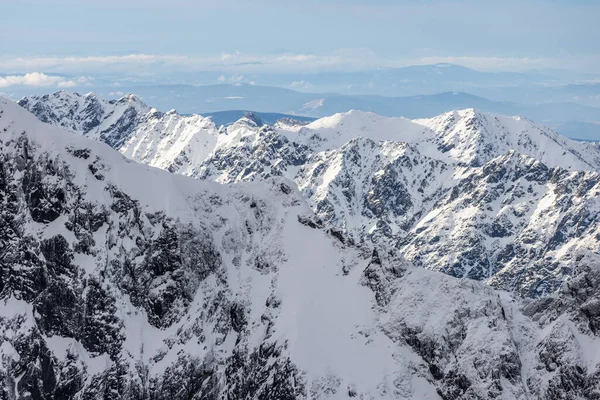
[54,89,78,96]
[242,111,263,127]
[117,93,145,105]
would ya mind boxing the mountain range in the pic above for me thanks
[19,91,600,298]
[70,84,600,141]
[8,63,598,105]
[2,89,600,399]
[6,63,600,141]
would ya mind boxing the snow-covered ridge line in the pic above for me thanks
[292,107,600,171]
[18,91,600,297]
[18,91,221,174]
[20,91,600,173]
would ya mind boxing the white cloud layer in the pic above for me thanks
[0,72,90,88]
[0,52,598,78]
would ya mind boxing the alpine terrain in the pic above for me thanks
[19,91,600,297]
[3,89,600,399]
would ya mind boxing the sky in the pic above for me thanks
[1,0,600,88]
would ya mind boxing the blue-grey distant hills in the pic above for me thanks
[82,62,599,106]
[4,63,600,138]
[84,83,600,140]
[4,63,599,105]
[81,63,596,101]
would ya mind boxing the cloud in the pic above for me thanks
[0,54,188,73]
[0,72,63,87]
[0,52,373,75]
[276,54,318,63]
[1,52,598,79]
[0,72,90,88]
[216,74,253,84]
[220,50,240,61]
[291,80,307,87]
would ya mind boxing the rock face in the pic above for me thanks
[2,96,600,398]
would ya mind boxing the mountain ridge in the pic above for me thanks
[2,95,600,398]
[18,92,600,297]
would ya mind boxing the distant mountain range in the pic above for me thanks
[7,62,599,103]
[4,63,600,139]
[78,84,600,140]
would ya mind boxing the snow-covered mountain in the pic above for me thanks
[18,91,220,175]
[198,111,600,297]
[4,96,600,399]
[17,91,151,149]
[19,92,600,297]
